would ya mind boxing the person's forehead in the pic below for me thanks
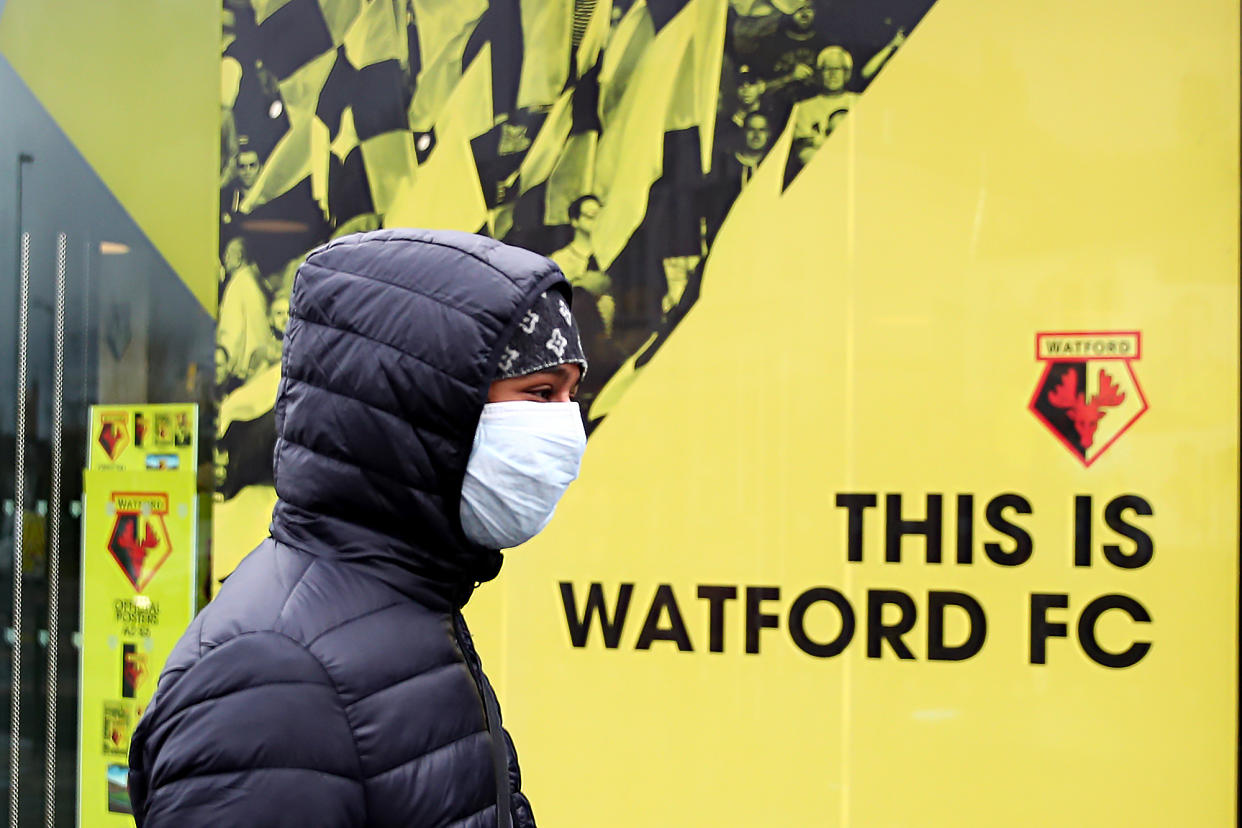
[509,363,582,384]
[558,362,584,384]
[579,200,600,215]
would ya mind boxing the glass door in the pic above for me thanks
[1,55,214,827]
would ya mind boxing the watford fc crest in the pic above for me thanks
[106,492,173,591]
[1029,332,1148,467]
[97,411,130,461]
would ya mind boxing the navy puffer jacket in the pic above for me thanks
[129,229,569,827]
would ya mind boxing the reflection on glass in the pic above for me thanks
[1,56,213,826]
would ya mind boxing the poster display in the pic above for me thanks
[89,403,198,474]
[79,407,199,824]
[213,0,1238,824]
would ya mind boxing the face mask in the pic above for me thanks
[459,401,587,549]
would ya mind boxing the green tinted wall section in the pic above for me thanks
[0,0,219,314]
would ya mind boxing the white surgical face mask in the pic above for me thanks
[459,401,587,549]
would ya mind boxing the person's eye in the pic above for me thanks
[529,386,554,400]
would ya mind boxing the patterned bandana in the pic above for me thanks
[493,290,588,381]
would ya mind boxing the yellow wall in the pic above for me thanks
[468,0,1240,824]
[0,0,219,313]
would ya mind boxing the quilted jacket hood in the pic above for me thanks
[268,228,571,606]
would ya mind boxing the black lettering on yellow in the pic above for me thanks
[1074,494,1092,566]
[1029,593,1069,664]
[885,494,943,564]
[955,494,974,564]
[788,587,854,658]
[745,587,780,654]
[559,582,633,648]
[867,589,917,659]
[635,584,693,651]
[927,591,986,661]
[1102,495,1153,569]
[984,494,1032,566]
[1077,594,1151,668]
[697,585,737,653]
[836,493,876,562]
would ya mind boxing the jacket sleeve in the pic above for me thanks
[129,631,366,827]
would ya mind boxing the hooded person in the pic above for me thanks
[127,228,590,827]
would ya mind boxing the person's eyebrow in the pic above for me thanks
[550,364,582,392]
[515,366,568,385]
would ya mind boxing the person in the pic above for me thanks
[733,110,774,181]
[549,195,609,298]
[703,110,773,243]
[267,284,290,340]
[221,139,262,223]
[725,65,767,134]
[128,228,589,827]
[221,234,251,276]
[218,233,248,299]
[550,194,615,336]
[791,46,859,160]
[750,0,830,104]
[215,258,269,389]
[248,282,289,373]
[727,0,782,64]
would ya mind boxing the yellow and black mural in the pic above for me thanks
[213,0,934,554]
[208,4,1239,823]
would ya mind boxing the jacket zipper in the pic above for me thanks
[452,612,513,828]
